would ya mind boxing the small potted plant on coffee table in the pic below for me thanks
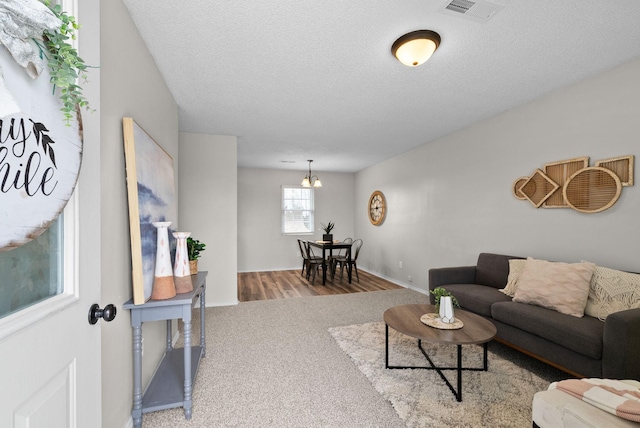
[430,287,460,324]
[187,237,206,275]
[430,287,460,309]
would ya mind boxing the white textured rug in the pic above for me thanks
[329,321,554,428]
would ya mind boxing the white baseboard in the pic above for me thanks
[357,266,429,297]
[195,299,239,309]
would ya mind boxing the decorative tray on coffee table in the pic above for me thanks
[420,313,464,330]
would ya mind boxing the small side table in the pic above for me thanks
[123,271,207,428]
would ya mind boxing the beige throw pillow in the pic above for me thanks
[500,259,526,297]
[512,258,595,317]
[584,265,640,321]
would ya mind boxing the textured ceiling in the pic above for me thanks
[122,0,640,173]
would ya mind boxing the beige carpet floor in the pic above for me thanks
[140,289,566,427]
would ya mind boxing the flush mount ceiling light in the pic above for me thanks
[301,160,322,188]
[391,30,441,67]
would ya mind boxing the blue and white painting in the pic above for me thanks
[123,118,176,304]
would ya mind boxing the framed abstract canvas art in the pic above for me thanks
[123,118,177,304]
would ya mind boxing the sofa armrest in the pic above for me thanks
[602,308,640,380]
[428,266,476,304]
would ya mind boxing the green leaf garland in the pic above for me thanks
[33,0,92,126]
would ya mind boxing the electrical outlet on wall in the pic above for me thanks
[408,275,413,283]
[398,261,403,269]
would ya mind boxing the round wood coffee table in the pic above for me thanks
[383,304,497,402]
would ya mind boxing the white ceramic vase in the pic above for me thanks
[151,221,176,300]
[173,231,193,294]
[439,296,455,324]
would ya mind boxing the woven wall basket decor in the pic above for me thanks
[518,169,559,208]
[513,155,633,214]
[595,155,634,186]
[512,177,528,200]
[563,166,622,213]
[543,157,589,208]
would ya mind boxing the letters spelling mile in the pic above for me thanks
[0,117,59,197]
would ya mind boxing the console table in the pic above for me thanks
[123,271,207,428]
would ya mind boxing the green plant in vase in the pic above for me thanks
[320,221,335,242]
[430,287,460,310]
[186,237,206,275]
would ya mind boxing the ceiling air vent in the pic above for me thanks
[446,0,476,14]
[441,0,504,22]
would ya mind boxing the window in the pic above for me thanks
[0,216,64,319]
[282,186,314,234]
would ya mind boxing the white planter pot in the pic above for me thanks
[439,296,455,324]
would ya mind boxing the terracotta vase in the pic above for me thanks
[151,222,176,300]
[173,232,193,293]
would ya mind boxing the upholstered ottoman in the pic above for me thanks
[533,388,640,428]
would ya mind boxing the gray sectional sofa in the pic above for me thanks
[428,253,640,380]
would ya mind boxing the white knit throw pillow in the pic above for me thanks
[584,265,640,321]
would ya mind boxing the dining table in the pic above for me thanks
[307,240,353,285]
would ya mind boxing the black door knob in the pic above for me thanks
[88,303,117,325]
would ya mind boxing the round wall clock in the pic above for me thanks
[368,190,386,225]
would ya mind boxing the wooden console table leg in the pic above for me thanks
[183,319,193,420]
[166,319,172,351]
[132,324,143,428]
[200,285,206,357]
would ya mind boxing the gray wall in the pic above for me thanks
[99,1,179,427]
[235,58,640,289]
[355,57,640,294]
[179,133,238,306]
[237,168,355,272]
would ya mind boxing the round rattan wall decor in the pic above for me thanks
[512,177,529,200]
[563,166,622,213]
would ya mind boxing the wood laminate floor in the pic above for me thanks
[238,267,404,302]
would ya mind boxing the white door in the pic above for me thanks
[0,0,102,425]
[0,136,102,426]
[0,203,102,426]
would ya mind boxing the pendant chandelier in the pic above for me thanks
[301,160,322,188]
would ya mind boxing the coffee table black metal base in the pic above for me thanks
[384,323,489,402]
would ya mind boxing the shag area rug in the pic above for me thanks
[329,321,556,428]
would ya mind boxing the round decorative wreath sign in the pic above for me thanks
[0,0,89,251]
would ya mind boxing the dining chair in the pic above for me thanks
[333,239,362,282]
[329,237,352,277]
[304,242,326,284]
[297,239,308,277]
[298,239,322,279]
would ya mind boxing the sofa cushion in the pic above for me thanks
[492,301,604,360]
[500,258,527,297]
[512,258,595,317]
[475,253,524,289]
[584,265,640,321]
[444,284,512,317]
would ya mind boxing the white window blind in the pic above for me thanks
[282,186,314,234]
